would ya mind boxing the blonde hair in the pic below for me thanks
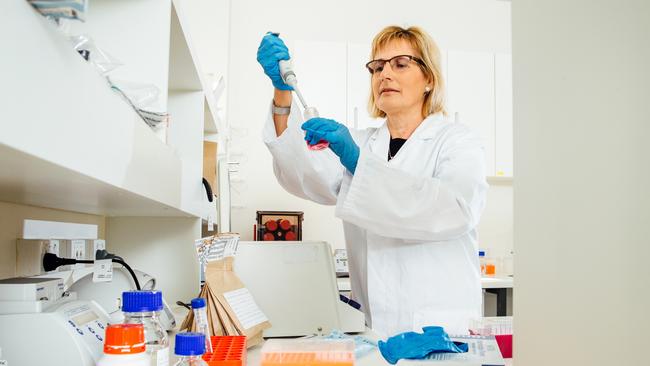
[368,25,447,118]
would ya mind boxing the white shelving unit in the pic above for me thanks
[0,0,229,302]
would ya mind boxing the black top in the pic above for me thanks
[388,138,407,161]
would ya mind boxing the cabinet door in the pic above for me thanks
[291,41,347,123]
[346,43,383,130]
[447,51,496,176]
[495,53,513,177]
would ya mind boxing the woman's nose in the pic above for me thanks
[379,62,394,81]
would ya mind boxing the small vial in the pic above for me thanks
[174,333,208,366]
[191,298,213,354]
[122,291,170,366]
[479,250,487,276]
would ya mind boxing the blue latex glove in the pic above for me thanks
[378,326,468,365]
[256,33,293,90]
[302,118,360,174]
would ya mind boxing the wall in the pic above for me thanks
[513,0,650,364]
[106,217,202,304]
[0,201,105,280]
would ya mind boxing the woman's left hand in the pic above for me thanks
[302,118,360,174]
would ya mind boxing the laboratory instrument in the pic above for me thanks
[191,298,213,354]
[173,333,207,366]
[278,59,329,150]
[0,285,111,366]
[232,241,365,337]
[32,256,176,330]
[122,290,170,366]
[97,324,149,366]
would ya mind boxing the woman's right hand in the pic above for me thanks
[257,33,293,91]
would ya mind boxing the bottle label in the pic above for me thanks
[153,347,169,366]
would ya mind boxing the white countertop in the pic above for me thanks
[337,276,513,292]
[170,308,513,365]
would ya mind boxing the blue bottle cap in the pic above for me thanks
[478,250,486,257]
[122,291,163,312]
[191,298,206,309]
[175,332,206,356]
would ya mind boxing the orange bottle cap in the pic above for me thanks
[104,324,146,354]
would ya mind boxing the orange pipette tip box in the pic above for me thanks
[202,336,246,366]
[260,339,354,366]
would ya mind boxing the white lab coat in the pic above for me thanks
[263,100,488,337]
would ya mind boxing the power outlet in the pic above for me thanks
[16,239,69,276]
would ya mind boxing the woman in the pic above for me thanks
[257,26,487,337]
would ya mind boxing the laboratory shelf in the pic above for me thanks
[0,0,200,218]
[169,0,220,134]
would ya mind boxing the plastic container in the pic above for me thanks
[191,298,213,353]
[260,339,354,366]
[174,333,208,366]
[98,324,149,366]
[479,250,496,276]
[469,317,513,358]
[122,290,170,366]
[202,336,246,366]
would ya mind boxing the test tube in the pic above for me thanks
[191,297,213,354]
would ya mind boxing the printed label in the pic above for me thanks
[92,259,113,283]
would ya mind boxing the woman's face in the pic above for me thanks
[371,40,430,118]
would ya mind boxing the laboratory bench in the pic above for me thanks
[170,308,514,366]
[337,276,514,316]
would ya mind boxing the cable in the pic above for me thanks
[43,253,141,290]
[111,258,141,290]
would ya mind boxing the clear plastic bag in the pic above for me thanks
[69,35,123,75]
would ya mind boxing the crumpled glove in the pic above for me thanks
[256,32,293,90]
[378,326,468,365]
[302,118,360,174]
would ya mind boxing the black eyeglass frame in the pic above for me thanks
[365,55,426,75]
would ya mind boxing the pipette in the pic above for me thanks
[279,59,329,150]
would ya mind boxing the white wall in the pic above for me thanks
[184,0,513,252]
[513,0,650,364]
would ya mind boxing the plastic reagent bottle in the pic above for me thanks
[174,333,208,366]
[97,324,149,366]
[191,298,213,353]
[122,290,170,366]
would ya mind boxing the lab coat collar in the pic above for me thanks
[369,112,447,141]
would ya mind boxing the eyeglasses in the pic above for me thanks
[365,55,426,75]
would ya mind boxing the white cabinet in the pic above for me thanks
[447,51,497,176]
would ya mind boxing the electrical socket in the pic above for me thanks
[16,239,96,276]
